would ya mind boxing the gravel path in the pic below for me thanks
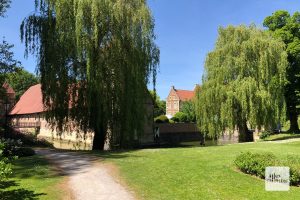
[36,149,135,200]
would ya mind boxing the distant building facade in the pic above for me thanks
[166,86,196,118]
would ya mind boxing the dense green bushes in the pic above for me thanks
[259,131,272,139]
[154,115,169,123]
[0,137,36,182]
[234,152,300,185]
[172,112,188,123]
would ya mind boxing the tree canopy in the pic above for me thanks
[0,0,10,17]
[181,100,196,122]
[149,90,166,118]
[264,10,300,133]
[6,69,39,100]
[21,0,159,150]
[195,25,288,141]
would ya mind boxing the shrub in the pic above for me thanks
[171,116,179,122]
[15,147,36,157]
[235,152,300,185]
[0,138,35,157]
[0,138,23,158]
[154,115,169,123]
[234,152,276,178]
[174,112,188,123]
[0,140,13,181]
[259,131,271,139]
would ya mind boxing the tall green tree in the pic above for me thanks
[149,90,166,117]
[195,25,288,141]
[6,69,39,100]
[21,0,159,150]
[181,100,196,122]
[263,10,300,133]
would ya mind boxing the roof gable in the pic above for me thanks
[10,84,44,115]
[175,89,194,101]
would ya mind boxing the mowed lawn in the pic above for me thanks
[0,155,67,200]
[97,141,300,200]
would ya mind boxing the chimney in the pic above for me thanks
[171,85,175,90]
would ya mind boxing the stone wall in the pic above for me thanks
[155,123,240,145]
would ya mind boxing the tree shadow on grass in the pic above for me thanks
[0,180,46,200]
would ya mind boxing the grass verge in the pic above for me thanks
[262,133,300,141]
[0,155,67,200]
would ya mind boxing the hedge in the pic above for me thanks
[234,152,300,185]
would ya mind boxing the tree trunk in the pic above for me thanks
[92,127,106,150]
[288,109,300,133]
[238,121,250,142]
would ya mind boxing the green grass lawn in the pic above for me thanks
[0,155,66,200]
[262,133,300,141]
[94,141,300,200]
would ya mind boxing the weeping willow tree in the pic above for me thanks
[195,25,288,142]
[20,0,159,150]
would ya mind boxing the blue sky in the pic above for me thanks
[1,0,300,100]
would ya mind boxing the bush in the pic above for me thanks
[0,138,23,158]
[173,112,188,123]
[235,152,300,185]
[154,115,169,123]
[0,140,13,181]
[171,116,179,122]
[0,138,35,158]
[15,147,35,157]
[259,131,271,139]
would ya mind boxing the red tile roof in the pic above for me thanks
[10,84,44,115]
[2,82,15,94]
[175,89,195,101]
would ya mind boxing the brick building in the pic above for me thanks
[166,86,196,118]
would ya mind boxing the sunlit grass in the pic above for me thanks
[94,141,300,200]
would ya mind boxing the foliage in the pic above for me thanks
[171,116,179,122]
[0,40,21,98]
[235,151,300,185]
[0,138,22,158]
[173,112,188,123]
[21,0,159,150]
[234,152,276,178]
[195,25,288,141]
[0,139,12,181]
[259,131,271,139]
[14,147,35,157]
[264,10,300,132]
[154,115,169,123]
[180,100,196,122]
[6,69,39,100]
[149,90,166,117]
[0,0,10,17]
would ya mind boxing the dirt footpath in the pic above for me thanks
[36,149,135,200]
